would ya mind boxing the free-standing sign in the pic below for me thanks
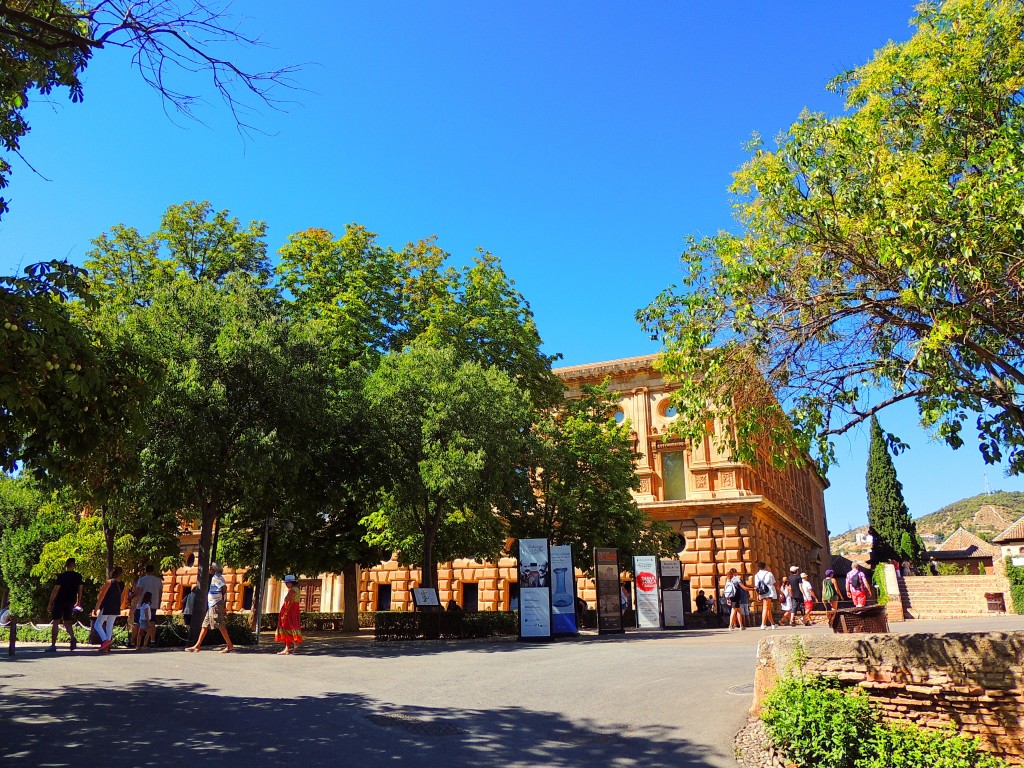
[411,588,440,609]
[660,559,685,628]
[518,538,552,639]
[633,556,661,629]
[594,547,624,634]
[549,545,577,636]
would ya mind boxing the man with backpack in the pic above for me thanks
[753,562,777,629]
[845,562,873,607]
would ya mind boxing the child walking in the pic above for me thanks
[135,592,153,651]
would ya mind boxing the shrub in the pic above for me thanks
[871,567,888,606]
[863,723,1011,768]
[761,675,875,768]
[1011,585,1024,616]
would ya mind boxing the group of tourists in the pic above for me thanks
[38,558,304,655]
[721,560,874,630]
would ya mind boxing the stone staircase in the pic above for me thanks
[898,574,1011,620]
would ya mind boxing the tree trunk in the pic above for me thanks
[342,562,360,632]
[421,527,438,592]
[101,506,115,577]
[188,502,218,644]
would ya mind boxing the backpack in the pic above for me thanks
[724,580,737,600]
[755,574,770,597]
[822,578,836,602]
[847,570,865,591]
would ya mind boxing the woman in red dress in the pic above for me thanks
[275,575,303,654]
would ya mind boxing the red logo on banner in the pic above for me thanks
[636,572,657,592]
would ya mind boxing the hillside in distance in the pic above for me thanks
[830,491,1024,555]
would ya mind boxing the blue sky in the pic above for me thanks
[3,1,1021,535]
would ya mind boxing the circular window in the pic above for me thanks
[658,398,678,419]
[613,410,625,424]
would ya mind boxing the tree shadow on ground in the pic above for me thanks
[0,679,733,768]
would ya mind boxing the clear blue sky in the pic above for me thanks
[3,1,1021,535]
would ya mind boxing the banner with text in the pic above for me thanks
[660,559,685,628]
[633,555,661,629]
[549,545,578,636]
[518,538,551,639]
[594,547,623,634]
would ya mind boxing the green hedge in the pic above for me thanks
[762,673,1012,768]
[1,615,254,647]
[258,611,377,630]
[871,567,888,606]
[374,610,518,642]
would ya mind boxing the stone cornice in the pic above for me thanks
[555,353,661,383]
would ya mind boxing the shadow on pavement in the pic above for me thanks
[0,679,729,768]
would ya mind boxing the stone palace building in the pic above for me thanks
[161,354,830,617]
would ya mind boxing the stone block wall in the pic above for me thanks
[899,574,1012,619]
[754,632,1024,764]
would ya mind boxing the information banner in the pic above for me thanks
[633,556,661,629]
[518,538,551,639]
[594,547,623,634]
[549,545,577,636]
[660,559,685,628]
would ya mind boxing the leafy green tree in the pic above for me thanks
[867,417,921,565]
[511,382,675,569]
[362,343,533,591]
[639,0,1024,474]
[0,475,77,616]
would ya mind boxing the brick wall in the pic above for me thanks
[753,633,1024,764]
[899,574,1012,619]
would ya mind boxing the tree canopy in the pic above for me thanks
[639,0,1024,474]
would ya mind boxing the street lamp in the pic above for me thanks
[254,514,293,644]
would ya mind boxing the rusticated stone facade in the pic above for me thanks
[355,354,830,614]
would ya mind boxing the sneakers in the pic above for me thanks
[98,640,112,653]
[44,645,57,652]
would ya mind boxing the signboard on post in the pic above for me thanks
[518,538,552,639]
[594,547,624,634]
[633,556,661,629]
[660,558,685,628]
[549,545,578,636]
[411,588,440,609]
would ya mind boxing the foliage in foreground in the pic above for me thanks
[640,0,1024,475]
[762,674,1011,768]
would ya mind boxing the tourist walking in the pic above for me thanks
[724,569,745,630]
[786,566,804,623]
[275,574,303,655]
[135,592,153,650]
[779,580,795,626]
[92,566,124,653]
[753,562,777,629]
[186,563,235,653]
[821,569,842,625]
[845,563,873,607]
[799,572,817,625]
[130,564,163,649]
[46,558,84,652]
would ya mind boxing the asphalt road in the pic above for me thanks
[2,615,1022,768]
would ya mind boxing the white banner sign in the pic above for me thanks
[549,545,577,635]
[633,555,661,629]
[519,538,551,638]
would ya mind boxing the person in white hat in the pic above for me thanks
[186,562,235,653]
[275,574,303,654]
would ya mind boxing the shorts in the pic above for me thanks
[138,620,150,631]
[740,603,750,617]
[850,589,868,607]
[803,600,815,612]
[51,602,74,622]
[202,601,226,629]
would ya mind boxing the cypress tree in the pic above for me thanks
[866,416,921,565]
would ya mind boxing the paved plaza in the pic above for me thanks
[2,615,1023,768]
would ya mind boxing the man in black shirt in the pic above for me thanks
[46,558,84,652]
[786,566,804,624]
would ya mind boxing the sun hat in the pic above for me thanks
[800,572,808,578]
[284,574,297,583]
